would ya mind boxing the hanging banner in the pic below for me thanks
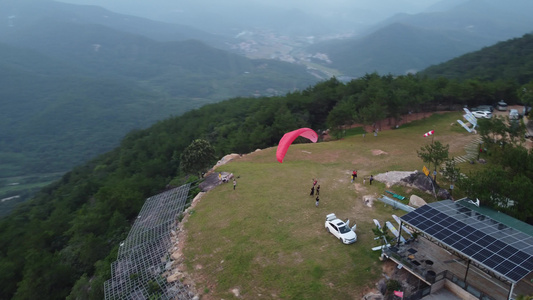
[423,166,430,176]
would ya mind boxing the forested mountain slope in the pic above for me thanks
[0,43,176,175]
[0,0,318,181]
[420,34,533,84]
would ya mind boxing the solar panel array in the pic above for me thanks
[105,184,194,300]
[401,200,533,283]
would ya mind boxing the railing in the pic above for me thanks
[437,270,496,300]
[378,195,415,212]
[383,248,496,300]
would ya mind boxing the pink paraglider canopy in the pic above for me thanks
[276,128,318,163]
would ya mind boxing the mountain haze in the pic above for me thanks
[308,0,533,77]
[1,0,227,46]
[0,0,319,179]
[307,22,495,76]
[55,0,442,37]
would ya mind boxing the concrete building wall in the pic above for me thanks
[444,279,478,300]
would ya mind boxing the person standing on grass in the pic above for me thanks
[369,175,374,185]
[315,196,319,207]
[310,185,315,196]
[233,178,237,190]
[316,185,320,196]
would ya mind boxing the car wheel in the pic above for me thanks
[326,227,330,232]
[339,237,343,243]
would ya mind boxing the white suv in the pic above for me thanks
[325,213,357,244]
[471,111,492,119]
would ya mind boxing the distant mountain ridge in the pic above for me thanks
[307,0,533,77]
[419,33,533,84]
[0,0,319,179]
[307,22,495,76]
[0,0,226,46]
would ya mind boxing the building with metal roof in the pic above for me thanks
[383,199,533,300]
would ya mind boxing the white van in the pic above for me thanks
[509,109,519,120]
[497,101,508,111]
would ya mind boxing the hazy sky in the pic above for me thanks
[58,0,442,15]
[57,0,445,32]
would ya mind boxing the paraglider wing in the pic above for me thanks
[276,128,318,163]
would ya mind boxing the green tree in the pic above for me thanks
[477,117,508,146]
[518,81,533,115]
[416,141,449,182]
[327,99,355,139]
[355,76,388,131]
[442,158,462,197]
[179,139,216,176]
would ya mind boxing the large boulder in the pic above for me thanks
[409,195,427,208]
[401,171,434,192]
[199,172,233,192]
[213,154,241,170]
[363,195,375,207]
[437,188,452,200]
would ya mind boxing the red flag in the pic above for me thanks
[394,290,404,297]
[423,130,434,137]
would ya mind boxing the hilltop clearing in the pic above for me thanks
[176,112,477,299]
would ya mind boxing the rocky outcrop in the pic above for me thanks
[401,171,451,200]
[409,195,427,208]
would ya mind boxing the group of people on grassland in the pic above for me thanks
[218,172,237,190]
[352,170,373,185]
[308,170,376,208]
[223,169,374,208]
[310,178,320,207]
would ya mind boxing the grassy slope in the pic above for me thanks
[183,112,477,299]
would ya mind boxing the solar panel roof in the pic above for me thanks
[400,200,533,283]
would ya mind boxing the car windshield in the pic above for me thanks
[339,225,350,234]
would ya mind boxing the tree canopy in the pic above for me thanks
[179,139,216,176]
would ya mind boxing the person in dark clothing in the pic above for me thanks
[316,185,320,196]
[369,175,374,185]
[310,186,314,196]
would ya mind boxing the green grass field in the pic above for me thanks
[183,111,481,299]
